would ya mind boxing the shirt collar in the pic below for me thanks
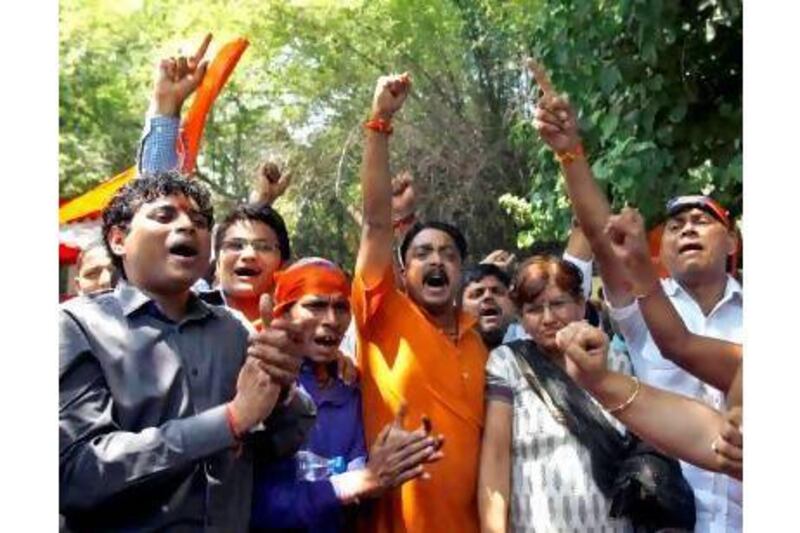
[664,275,743,304]
[298,361,357,407]
[116,280,216,323]
[409,297,478,343]
[456,309,479,342]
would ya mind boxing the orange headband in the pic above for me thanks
[272,259,351,318]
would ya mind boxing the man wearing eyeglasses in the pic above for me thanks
[199,203,291,326]
[133,38,292,329]
[533,91,742,533]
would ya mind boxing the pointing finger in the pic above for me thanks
[525,57,556,99]
[192,33,213,66]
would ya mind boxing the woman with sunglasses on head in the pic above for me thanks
[478,255,694,533]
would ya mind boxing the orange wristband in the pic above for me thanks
[364,117,393,135]
[555,143,585,166]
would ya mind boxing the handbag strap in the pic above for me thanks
[511,344,567,425]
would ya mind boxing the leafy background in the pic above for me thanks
[60,0,742,269]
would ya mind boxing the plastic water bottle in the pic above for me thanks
[296,450,347,481]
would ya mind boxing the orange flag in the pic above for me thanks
[58,37,250,225]
[179,37,249,174]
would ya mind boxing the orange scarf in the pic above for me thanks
[273,258,351,317]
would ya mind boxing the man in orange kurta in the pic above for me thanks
[353,72,487,533]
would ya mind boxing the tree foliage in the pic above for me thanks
[60,0,742,268]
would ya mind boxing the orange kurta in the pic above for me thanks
[353,266,486,533]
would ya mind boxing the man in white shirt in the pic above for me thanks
[608,197,741,533]
[532,90,741,532]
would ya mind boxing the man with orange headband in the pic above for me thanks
[351,72,486,533]
[532,80,742,533]
[250,258,443,532]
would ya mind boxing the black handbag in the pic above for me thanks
[508,339,696,532]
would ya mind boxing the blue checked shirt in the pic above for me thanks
[137,114,181,175]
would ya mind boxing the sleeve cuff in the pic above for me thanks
[146,114,181,126]
[352,264,395,330]
[562,252,593,298]
[607,298,640,322]
[486,384,514,404]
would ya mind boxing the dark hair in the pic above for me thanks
[102,171,214,279]
[214,201,291,261]
[511,255,584,307]
[461,263,511,294]
[399,221,468,266]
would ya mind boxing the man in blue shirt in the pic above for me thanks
[250,258,444,532]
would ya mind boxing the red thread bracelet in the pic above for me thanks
[555,143,585,166]
[225,403,243,440]
[364,117,393,135]
[392,211,416,230]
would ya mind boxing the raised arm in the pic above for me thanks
[529,59,632,307]
[557,322,742,480]
[605,208,742,390]
[138,34,211,174]
[355,73,412,286]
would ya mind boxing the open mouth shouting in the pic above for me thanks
[422,268,450,296]
[307,330,344,361]
[313,333,341,349]
[678,242,704,256]
[478,305,503,328]
[167,240,200,266]
[233,265,263,280]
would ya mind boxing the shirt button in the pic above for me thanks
[462,372,469,379]
[191,368,199,377]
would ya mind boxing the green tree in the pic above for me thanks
[60,0,741,267]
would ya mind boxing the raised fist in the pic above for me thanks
[371,73,412,120]
[391,170,416,224]
[250,160,293,205]
[604,207,659,292]
[556,321,609,388]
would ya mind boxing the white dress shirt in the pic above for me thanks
[608,275,743,533]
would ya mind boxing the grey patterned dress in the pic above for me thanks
[485,344,635,533]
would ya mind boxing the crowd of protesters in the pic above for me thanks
[59,35,743,533]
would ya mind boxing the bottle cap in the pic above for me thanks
[329,456,347,475]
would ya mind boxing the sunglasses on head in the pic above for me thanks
[665,195,730,229]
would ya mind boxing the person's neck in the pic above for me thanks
[678,272,729,316]
[480,327,506,350]
[427,305,459,339]
[140,286,191,322]
[312,361,334,387]
[225,293,261,322]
